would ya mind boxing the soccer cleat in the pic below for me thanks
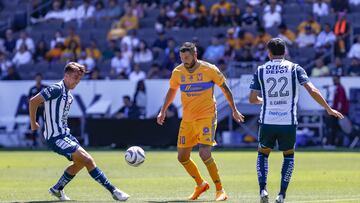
[260,189,269,203]
[275,194,285,203]
[215,189,228,201]
[48,187,70,201]
[188,181,210,200]
[112,188,130,201]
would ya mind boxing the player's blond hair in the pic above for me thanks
[64,62,87,74]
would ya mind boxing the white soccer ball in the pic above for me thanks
[125,146,145,167]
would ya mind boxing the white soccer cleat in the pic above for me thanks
[49,188,71,201]
[260,189,269,203]
[275,194,285,203]
[112,188,130,201]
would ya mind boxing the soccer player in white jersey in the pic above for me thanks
[249,38,344,203]
[29,62,129,201]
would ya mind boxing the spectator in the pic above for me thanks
[133,80,147,118]
[241,4,260,28]
[16,31,35,53]
[334,12,350,57]
[210,0,232,24]
[64,27,81,48]
[2,66,21,80]
[50,30,65,49]
[192,37,204,59]
[129,63,146,82]
[62,40,81,61]
[236,30,254,50]
[203,36,225,63]
[102,40,118,60]
[12,44,32,66]
[192,0,208,28]
[152,31,168,52]
[156,5,172,29]
[348,58,360,76]
[347,35,360,60]
[246,0,262,6]
[28,73,48,147]
[89,68,103,80]
[0,52,11,77]
[94,0,107,21]
[111,49,131,77]
[264,0,282,13]
[296,25,316,48]
[121,30,140,51]
[118,7,139,31]
[313,0,329,17]
[44,0,63,21]
[77,50,96,71]
[46,42,64,62]
[76,0,95,20]
[147,63,162,79]
[105,0,122,20]
[114,95,140,119]
[34,40,49,62]
[4,29,16,54]
[298,14,321,34]
[330,57,346,76]
[164,38,180,62]
[331,0,349,14]
[254,27,272,46]
[62,0,77,22]
[263,1,281,28]
[311,58,330,76]
[133,40,153,64]
[85,40,102,61]
[162,50,180,71]
[120,43,133,62]
[326,76,349,146]
[254,43,268,62]
[226,28,238,50]
[315,23,336,48]
[277,23,296,45]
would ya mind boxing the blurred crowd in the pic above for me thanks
[0,0,359,81]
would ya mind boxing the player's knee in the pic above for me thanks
[283,149,294,156]
[258,147,271,155]
[82,155,95,168]
[199,150,211,161]
[177,154,190,163]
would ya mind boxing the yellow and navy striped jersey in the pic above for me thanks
[169,60,225,121]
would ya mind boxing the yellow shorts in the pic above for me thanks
[177,117,217,148]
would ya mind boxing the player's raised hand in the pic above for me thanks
[31,122,40,131]
[327,108,344,119]
[157,111,166,125]
[232,110,245,123]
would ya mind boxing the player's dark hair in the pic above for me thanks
[64,62,87,74]
[180,42,197,55]
[267,38,286,56]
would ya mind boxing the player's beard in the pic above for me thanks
[184,59,196,70]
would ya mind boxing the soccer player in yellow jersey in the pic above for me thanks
[157,42,245,201]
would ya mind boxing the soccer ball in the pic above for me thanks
[125,146,145,167]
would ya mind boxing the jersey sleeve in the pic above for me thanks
[296,65,310,85]
[250,70,261,91]
[212,66,226,86]
[169,70,180,89]
[40,84,62,101]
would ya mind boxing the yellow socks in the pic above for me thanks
[204,157,222,191]
[180,159,204,185]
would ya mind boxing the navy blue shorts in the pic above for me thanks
[46,134,80,161]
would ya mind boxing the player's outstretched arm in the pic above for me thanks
[303,82,344,119]
[249,90,263,104]
[220,82,245,123]
[29,93,45,130]
[157,88,177,125]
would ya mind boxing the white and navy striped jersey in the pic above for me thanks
[250,59,310,125]
[40,80,73,140]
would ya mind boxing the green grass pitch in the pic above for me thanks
[0,151,359,203]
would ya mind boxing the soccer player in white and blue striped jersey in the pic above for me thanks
[29,62,129,201]
[249,38,344,203]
